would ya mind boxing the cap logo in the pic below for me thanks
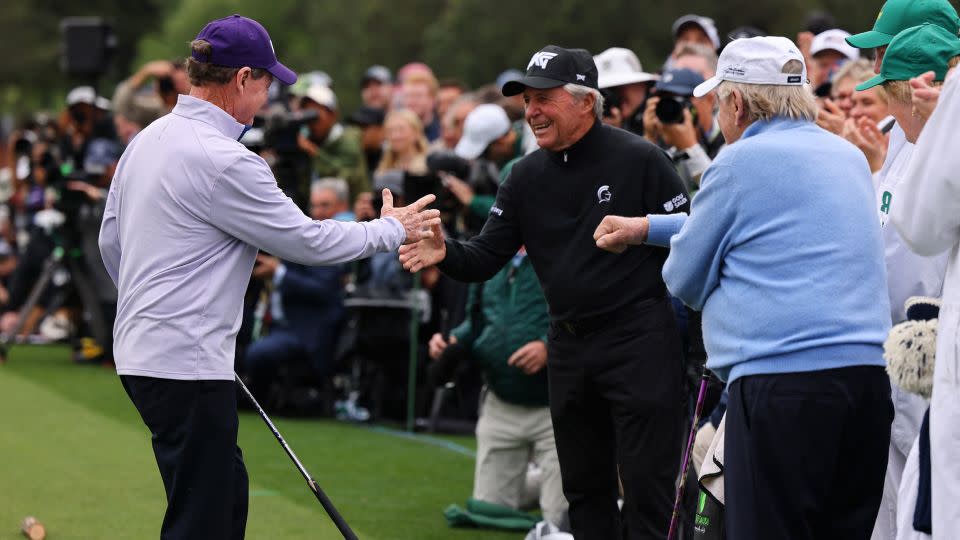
[876,10,883,22]
[576,74,586,81]
[723,66,747,79]
[269,39,275,55]
[788,75,802,83]
[528,51,559,70]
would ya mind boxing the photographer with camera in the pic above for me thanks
[297,84,370,206]
[431,104,518,239]
[112,59,189,119]
[594,47,658,136]
[643,67,722,191]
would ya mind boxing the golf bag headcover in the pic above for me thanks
[883,296,940,399]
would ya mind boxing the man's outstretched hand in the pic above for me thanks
[379,189,442,245]
[594,216,649,253]
[399,222,447,272]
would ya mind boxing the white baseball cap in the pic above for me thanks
[693,36,808,98]
[455,104,511,160]
[810,29,860,61]
[66,86,96,107]
[673,15,722,50]
[594,47,658,89]
[301,84,338,111]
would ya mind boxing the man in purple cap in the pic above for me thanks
[99,14,439,539]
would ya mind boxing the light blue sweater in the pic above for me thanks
[647,118,890,383]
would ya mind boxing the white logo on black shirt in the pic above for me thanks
[490,206,504,216]
[597,185,612,203]
[663,193,688,212]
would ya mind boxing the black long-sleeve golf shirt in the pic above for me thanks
[437,120,691,322]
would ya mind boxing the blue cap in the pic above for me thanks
[192,14,297,85]
[655,68,705,96]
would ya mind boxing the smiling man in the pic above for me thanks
[399,45,690,539]
[99,15,439,540]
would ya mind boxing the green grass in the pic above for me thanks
[0,346,515,539]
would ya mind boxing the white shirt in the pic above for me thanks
[890,67,960,540]
[875,124,948,323]
[99,95,404,380]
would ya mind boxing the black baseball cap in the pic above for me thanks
[502,45,599,96]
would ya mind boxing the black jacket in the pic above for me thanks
[438,120,690,322]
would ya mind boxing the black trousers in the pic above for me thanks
[121,376,249,540]
[725,366,893,540]
[548,298,685,539]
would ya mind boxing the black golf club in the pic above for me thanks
[235,374,359,540]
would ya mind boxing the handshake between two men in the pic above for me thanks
[380,189,444,246]
[397,214,649,272]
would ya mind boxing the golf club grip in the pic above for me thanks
[310,480,360,540]
[235,374,359,539]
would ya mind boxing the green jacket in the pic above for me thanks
[451,254,550,407]
[311,124,370,203]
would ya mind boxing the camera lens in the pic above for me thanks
[655,97,686,124]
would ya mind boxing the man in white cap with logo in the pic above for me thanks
[594,47,658,135]
[298,84,371,207]
[809,28,860,90]
[400,44,691,539]
[438,104,519,229]
[595,36,893,540]
[99,14,439,540]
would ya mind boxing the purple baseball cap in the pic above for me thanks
[192,14,297,85]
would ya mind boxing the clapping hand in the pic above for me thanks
[842,118,888,173]
[379,188,442,245]
[910,71,941,128]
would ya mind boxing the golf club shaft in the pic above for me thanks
[667,373,711,540]
[235,374,359,540]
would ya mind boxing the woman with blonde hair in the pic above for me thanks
[375,109,429,183]
[834,59,893,172]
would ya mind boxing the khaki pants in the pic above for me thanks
[474,389,568,528]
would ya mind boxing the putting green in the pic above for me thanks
[0,346,510,539]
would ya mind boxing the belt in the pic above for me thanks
[553,297,667,338]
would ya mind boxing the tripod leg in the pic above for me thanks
[5,252,60,342]
[66,258,110,348]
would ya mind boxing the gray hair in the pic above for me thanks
[312,177,349,203]
[563,83,604,119]
[716,60,818,123]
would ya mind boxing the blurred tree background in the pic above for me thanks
[1,0,958,116]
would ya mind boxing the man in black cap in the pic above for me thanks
[400,44,690,539]
[361,64,394,111]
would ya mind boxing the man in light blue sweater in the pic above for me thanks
[595,37,893,540]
